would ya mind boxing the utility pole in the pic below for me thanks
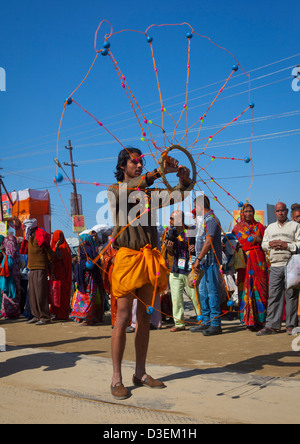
[64,140,80,215]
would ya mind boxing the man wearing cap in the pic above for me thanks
[22,219,54,325]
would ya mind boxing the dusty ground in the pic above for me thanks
[1,308,299,381]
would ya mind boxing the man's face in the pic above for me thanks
[293,211,300,223]
[194,201,204,217]
[172,211,184,227]
[123,152,143,179]
[275,203,288,223]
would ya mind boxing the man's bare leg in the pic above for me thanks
[111,293,134,387]
[134,284,153,381]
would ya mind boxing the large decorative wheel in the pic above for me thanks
[159,145,197,192]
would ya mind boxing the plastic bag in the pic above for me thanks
[187,268,204,288]
[285,254,300,290]
[234,248,246,270]
[223,273,237,293]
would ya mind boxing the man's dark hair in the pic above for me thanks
[114,147,144,182]
[204,195,210,210]
[194,194,210,209]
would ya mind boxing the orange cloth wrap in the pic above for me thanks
[111,244,169,299]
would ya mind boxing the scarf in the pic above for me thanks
[23,219,38,241]
[0,255,10,277]
[20,220,51,254]
[50,230,72,284]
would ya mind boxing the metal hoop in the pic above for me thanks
[159,145,197,192]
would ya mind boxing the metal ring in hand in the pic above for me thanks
[159,145,197,192]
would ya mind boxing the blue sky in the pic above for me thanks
[0,0,299,237]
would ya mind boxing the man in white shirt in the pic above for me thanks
[257,202,300,336]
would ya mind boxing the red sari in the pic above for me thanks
[232,209,268,327]
[50,230,72,320]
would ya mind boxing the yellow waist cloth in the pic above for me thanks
[111,244,169,299]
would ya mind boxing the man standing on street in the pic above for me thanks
[257,202,300,336]
[291,203,300,325]
[22,219,54,325]
[190,195,223,336]
[165,210,201,332]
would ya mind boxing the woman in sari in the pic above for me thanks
[232,204,268,330]
[50,230,72,320]
[0,235,21,318]
[70,234,103,325]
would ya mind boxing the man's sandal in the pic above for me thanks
[170,326,185,332]
[256,327,278,336]
[132,374,166,389]
[111,383,130,400]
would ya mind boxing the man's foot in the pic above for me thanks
[35,320,51,325]
[256,327,278,336]
[190,324,209,332]
[202,326,222,336]
[26,318,38,324]
[132,374,166,389]
[170,326,185,332]
[111,383,129,400]
[286,327,294,335]
[126,326,135,333]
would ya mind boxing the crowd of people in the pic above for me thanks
[0,222,106,327]
[0,148,299,401]
[0,205,297,335]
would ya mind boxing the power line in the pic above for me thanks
[3,125,300,176]
[2,103,299,162]
[209,169,300,181]
[2,52,299,155]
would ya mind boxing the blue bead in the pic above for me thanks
[101,49,108,56]
[232,64,239,71]
[197,315,204,322]
[244,157,251,163]
[55,173,63,183]
[85,260,94,270]
[147,36,153,43]
[66,97,73,105]
[249,102,255,108]
[248,236,254,242]
[238,201,244,207]
[186,32,193,39]
[227,300,234,307]
[248,269,254,276]
[103,41,110,49]
[146,306,154,315]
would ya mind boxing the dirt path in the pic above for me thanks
[2,313,299,380]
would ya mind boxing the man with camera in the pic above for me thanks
[165,210,201,331]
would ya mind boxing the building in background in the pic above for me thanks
[11,189,51,236]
